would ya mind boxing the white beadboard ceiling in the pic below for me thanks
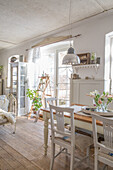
[0,0,113,49]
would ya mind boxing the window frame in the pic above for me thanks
[56,48,72,106]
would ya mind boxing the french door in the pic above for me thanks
[56,50,72,106]
[39,45,72,106]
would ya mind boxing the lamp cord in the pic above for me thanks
[69,0,72,47]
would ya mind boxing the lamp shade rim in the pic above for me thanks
[62,53,80,65]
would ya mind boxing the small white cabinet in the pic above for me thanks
[70,79,105,105]
[10,62,27,116]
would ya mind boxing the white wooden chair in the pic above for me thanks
[49,104,93,170]
[92,114,113,170]
[45,97,58,127]
[0,94,17,133]
[45,97,57,108]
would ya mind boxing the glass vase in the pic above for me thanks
[101,103,107,112]
[96,106,102,112]
[93,99,102,112]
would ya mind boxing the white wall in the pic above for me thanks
[0,11,113,92]
[71,11,113,80]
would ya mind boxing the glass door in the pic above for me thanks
[20,66,26,108]
[57,50,72,106]
[11,66,18,98]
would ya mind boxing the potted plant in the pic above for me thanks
[26,89,42,118]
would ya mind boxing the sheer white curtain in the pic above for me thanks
[26,47,40,113]
[27,47,40,88]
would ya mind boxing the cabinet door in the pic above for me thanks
[11,66,18,98]
[20,65,26,108]
[79,82,101,105]
[70,80,104,105]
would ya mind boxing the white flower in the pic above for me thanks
[89,90,99,97]
[94,90,99,95]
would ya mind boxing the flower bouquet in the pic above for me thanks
[89,90,113,112]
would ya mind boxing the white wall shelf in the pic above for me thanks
[73,64,100,73]
[73,64,99,68]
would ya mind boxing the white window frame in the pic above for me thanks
[56,48,72,106]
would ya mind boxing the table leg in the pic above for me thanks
[44,117,49,156]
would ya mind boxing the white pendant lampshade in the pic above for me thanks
[62,47,80,65]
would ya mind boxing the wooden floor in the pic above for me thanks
[0,117,112,170]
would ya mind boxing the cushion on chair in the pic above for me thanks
[0,109,16,124]
[55,133,93,152]
[0,98,9,111]
[99,141,113,160]
[76,134,93,151]
[0,116,8,124]
[99,151,113,161]
[0,95,7,100]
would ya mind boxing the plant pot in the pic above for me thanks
[36,108,40,118]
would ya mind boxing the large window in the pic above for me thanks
[38,41,72,106]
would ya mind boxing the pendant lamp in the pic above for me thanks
[62,0,80,65]
[62,46,80,65]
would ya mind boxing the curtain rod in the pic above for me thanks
[31,34,81,49]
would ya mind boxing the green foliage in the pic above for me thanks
[91,52,95,61]
[103,91,105,95]
[94,94,100,106]
[26,89,42,111]
[0,65,3,72]
[107,97,113,105]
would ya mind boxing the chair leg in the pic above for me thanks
[103,165,108,170]
[94,148,98,170]
[60,146,62,151]
[86,146,90,167]
[13,123,16,134]
[50,143,55,170]
[70,146,75,170]
[65,148,68,154]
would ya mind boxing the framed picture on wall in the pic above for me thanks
[77,53,90,64]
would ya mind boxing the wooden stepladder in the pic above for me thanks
[37,75,51,107]
[28,75,51,120]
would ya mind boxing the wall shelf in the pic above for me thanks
[73,64,100,73]
[73,64,99,68]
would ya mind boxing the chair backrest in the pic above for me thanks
[45,97,57,108]
[0,95,9,111]
[0,94,17,116]
[92,114,113,153]
[7,94,17,116]
[49,104,75,144]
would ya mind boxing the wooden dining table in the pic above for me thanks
[41,104,104,156]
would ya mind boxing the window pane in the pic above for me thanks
[59,99,70,106]
[20,86,25,96]
[20,97,25,108]
[58,68,71,84]
[58,51,67,67]
[20,66,26,75]
[58,89,70,99]
[58,83,70,90]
